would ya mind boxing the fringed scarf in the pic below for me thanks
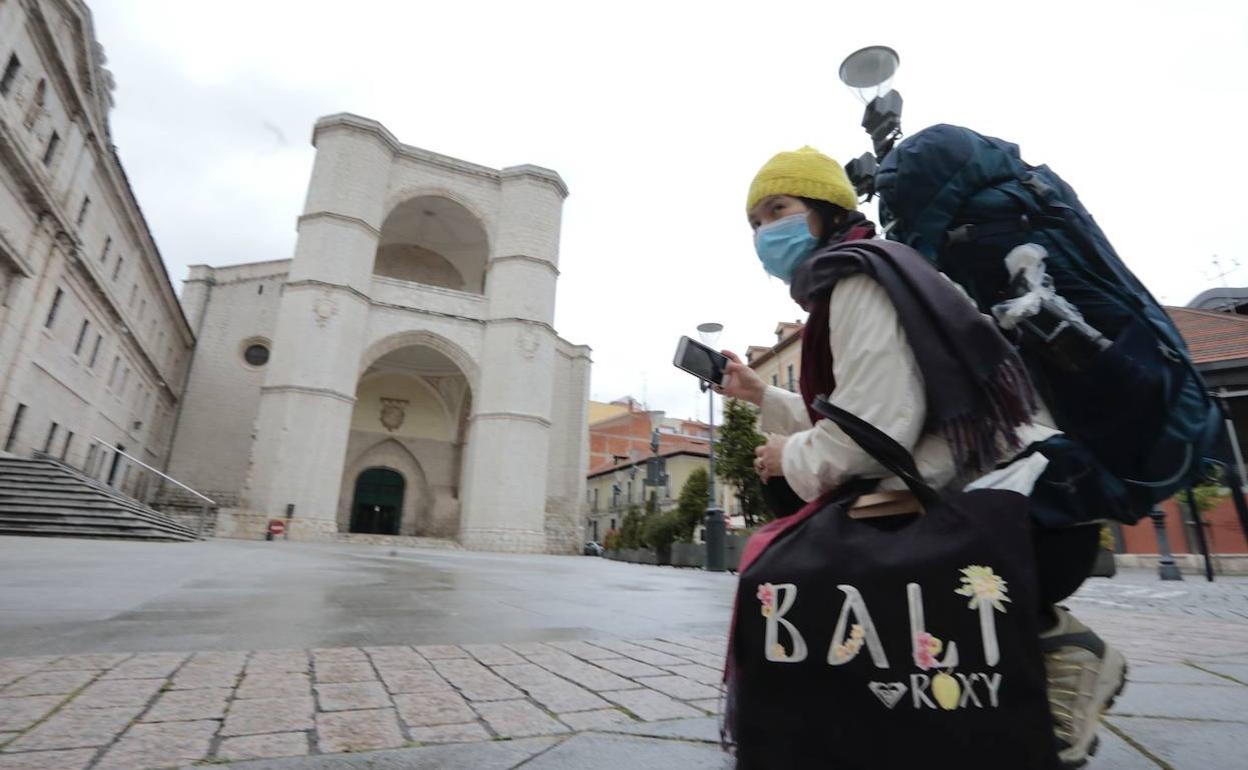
[792,231,1037,479]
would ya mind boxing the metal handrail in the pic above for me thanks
[91,437,216,537]
[91,437,215,504]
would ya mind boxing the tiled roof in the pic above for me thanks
[1167,307,1248,365]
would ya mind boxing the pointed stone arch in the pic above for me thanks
[337,438,434,536]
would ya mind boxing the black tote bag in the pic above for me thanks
[727,397,1061,770]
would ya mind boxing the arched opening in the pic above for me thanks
[374,196,488,293]
[338,340,472,538]
[350,467,405,534]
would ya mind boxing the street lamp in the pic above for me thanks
[838,45,903,200]
[697,322,726,572]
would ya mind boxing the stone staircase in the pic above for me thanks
[0,457,200,541]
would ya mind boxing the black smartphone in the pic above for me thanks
[673,335,728,386]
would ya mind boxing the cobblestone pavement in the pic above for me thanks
[1068,569,1248,622]
[0,622,1246,769]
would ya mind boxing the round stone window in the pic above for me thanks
[243,343,270,367]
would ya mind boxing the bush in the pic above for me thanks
[603,529,620,551]
[642,510,683,550]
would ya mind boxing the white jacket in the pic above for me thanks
[760,273,1059,502]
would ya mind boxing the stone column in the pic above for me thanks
[459,166,568,552]
[240,116,392,539]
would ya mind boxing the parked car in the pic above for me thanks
[583,541,605,556]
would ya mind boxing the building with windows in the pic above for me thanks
[746,320,803,393]
[0,0,194,497]
[0,3,591,553]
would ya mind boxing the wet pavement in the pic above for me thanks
[0,537,736,656]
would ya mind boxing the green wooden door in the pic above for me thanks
[350,467,404,535]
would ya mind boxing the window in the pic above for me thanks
[243,342,270,367]
[4,404,26,452]
[60,431,73,461]
[787,364,795,392]
[257,284,264,295]
[120,367,130,393]
[74,319,89,355]
[128,284,137,305]
[41,131,59,166]
[89,334,102,368]
[627,480,633,504]
[0,54,19,96]
[43,422,59,454]
[138,298,146,321]
[44,288,63,328]
[108,356,120,388]
[76,196,90,226]
[771,374,778,387]
[112,256,123,281]
[100,236,111,263]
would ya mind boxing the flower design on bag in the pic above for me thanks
[757,583,776,618]
[769,642,788,660]
[832,624,866,662]
[954,565,1011,612]
[913,631,944,670]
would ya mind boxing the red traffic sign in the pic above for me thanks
[267,519,286,536]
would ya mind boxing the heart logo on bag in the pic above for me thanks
[868,681,908,709]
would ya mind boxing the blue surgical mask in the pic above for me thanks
[754,214,817,284]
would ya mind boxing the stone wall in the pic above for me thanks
[164,262,287,503]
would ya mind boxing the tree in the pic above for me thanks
[619,504,644,549]
[675,467,709,543]
[716,398,769,527]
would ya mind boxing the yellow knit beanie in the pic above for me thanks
[746,146,857,214]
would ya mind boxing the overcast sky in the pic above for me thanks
[92,0,1247,424]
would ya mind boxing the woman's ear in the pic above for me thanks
[806,209,824,241]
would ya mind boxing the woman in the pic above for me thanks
[719,146,1124,767]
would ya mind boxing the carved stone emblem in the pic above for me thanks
[312,292,338,328]
[380,398,408,432]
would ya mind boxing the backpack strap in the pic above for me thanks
[810,396,943,509]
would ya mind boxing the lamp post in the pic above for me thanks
[838,45,902,200]
[698,322,726,572]
[1149,505,1184,581]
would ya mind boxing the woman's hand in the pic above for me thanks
[718,350,766,406]
[753,434,788,481]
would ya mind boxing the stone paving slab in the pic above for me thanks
[1109,681,1248,721]
[42,656,129,673]
[189,736,562,770]
[392,691,475,727]
[0,748,97,770]
[1126,662,1239,686]
[315,708,405,754]
[141,687,230,722]
[71,678,164,710]
[4,706,136,752]
[1191,660,1248,684]
[2,672,97,698]
[521,733,731,770]
[406,722,490,744]
[217,733,311,762]
[94,719,216,770]
[599,716,722,743]
[0,697,63,733]
[1107,716,1242,769]
[472,699,570,739]
[221,696,315,736]
[315,681,391,712]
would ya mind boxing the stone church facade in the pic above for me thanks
[0,2,592,554]
[165,114,592,553]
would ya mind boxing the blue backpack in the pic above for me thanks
[875,124,1221,524]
